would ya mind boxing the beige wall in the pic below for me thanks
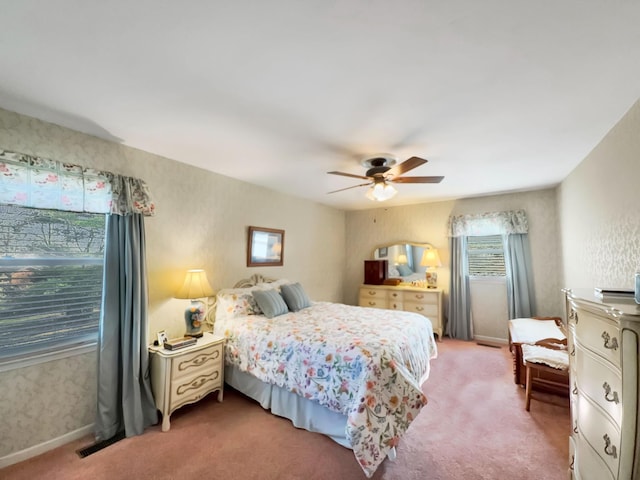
[345,188,563,322]
[559,99,640,290]
[0,108,345,460]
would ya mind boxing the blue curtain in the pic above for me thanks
[505,233,536,318]
[95,213,157,441]
[446,235,473,340]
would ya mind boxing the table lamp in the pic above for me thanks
[175,269,215,338]
[420,248,442,289]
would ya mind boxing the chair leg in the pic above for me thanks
[525,364,532,412]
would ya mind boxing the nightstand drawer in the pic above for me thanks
[575,310,620,368]
[403,291,437,304]
[171,342,223,380]
[170,368,223,411]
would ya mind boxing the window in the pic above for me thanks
[467,235,506,276]
[0,204,106,360]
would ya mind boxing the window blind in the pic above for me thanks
[467,235,506,276]
[0,205,105,360]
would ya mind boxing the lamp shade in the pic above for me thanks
[175,269,214,299]
[397,254,408,264]
[420,249,442,268]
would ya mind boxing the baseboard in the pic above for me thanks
[0,424,93,469]
[474,335,508,347]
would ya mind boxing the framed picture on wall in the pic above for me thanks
[378,247,388,258]
[247,226,285,267]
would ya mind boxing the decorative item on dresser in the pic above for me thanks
[420,247,442,288]
[564,288,640,480]
[149,332,225,432]
[358,284,443,340]
[364,259,388,285]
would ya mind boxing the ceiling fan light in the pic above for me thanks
[367,182,397,202]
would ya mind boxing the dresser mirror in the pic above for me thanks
[372,241,435,282]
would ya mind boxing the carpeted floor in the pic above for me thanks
[0,338,570,480]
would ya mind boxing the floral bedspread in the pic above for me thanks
[217,302,438,477]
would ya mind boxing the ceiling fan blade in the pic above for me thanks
[327,182,372,194]
[387,156,428,177]
[392,176,444,184]
[327,171,370,180]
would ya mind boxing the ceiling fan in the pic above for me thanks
[327,154,444,201]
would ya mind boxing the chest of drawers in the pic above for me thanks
[564,289,640,480]
[149,332,225,431]
[359,284,443,339]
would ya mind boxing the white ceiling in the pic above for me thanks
[1,1,639,210]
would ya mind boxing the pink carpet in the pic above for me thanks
[0,338,569,479]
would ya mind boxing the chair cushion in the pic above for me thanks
[522,344,569,370]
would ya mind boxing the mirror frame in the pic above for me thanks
[372,241,436,262]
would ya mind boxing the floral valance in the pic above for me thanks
[448,209,528,237]
[0,149,155,216]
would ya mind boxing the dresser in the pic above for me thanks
[149,332,225,431]
[359,284,443,339]
[564,289,640,480]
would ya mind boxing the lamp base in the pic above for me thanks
[184,299,205,338]
[426,271,438,289]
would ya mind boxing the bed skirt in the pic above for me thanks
[225,364,351,448]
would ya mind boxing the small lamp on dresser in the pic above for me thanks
[420,248,442,289]
[175,269,215,338]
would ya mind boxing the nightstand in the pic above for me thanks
[149,332,225,432]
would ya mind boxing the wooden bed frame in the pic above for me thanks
[508,316,569,396]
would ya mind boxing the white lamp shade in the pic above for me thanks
[420,249,442,268]
[175,269,215,299]
[397,254,408,264]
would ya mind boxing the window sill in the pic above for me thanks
[0,342,97,373]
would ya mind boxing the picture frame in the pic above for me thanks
[378,247,388,258]
[157,330,168,345]
[247,226,285,267]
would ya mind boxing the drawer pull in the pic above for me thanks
[368,291,377,295]
[601,331,619,351]
[572,383,578,395]
[569,455,575,471]
[570,346,575,357]
[392,303,398,309]
[573,311,578,324]
[392,293,399,297]
[415,294,424,299]
[368,301,376,306]
[602,382,620,404]
[573,421,578,434]
[603,434,617,459]
[415,306,424,312]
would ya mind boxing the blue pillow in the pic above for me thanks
[280,282,311,312]
[397,264,413,276]
[252,289,289,318]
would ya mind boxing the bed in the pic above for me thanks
[213,275,438,478]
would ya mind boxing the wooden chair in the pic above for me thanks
[522,337,570,411]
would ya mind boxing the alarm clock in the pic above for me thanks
[635,272,640,304]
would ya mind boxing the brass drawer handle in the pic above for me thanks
[569,454,575,471]
[392,293,399,297]
[603,382,620,404]
[573,421,578,434]
[415,294,424,299]
[415,306,424,311]
[368,301,376,306]
[603,434,617,459]
[602,331,619,351]
[368,290,377,295]
[570,346,575,357]
[572,383,578,395]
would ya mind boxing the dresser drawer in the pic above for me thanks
[171,342,223,380]
[403,290,438,304]
[404,301,438,318]
[575,433,615,480]
[575,346,622,426]
[575,310,620,368]
[577,394,620,476]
